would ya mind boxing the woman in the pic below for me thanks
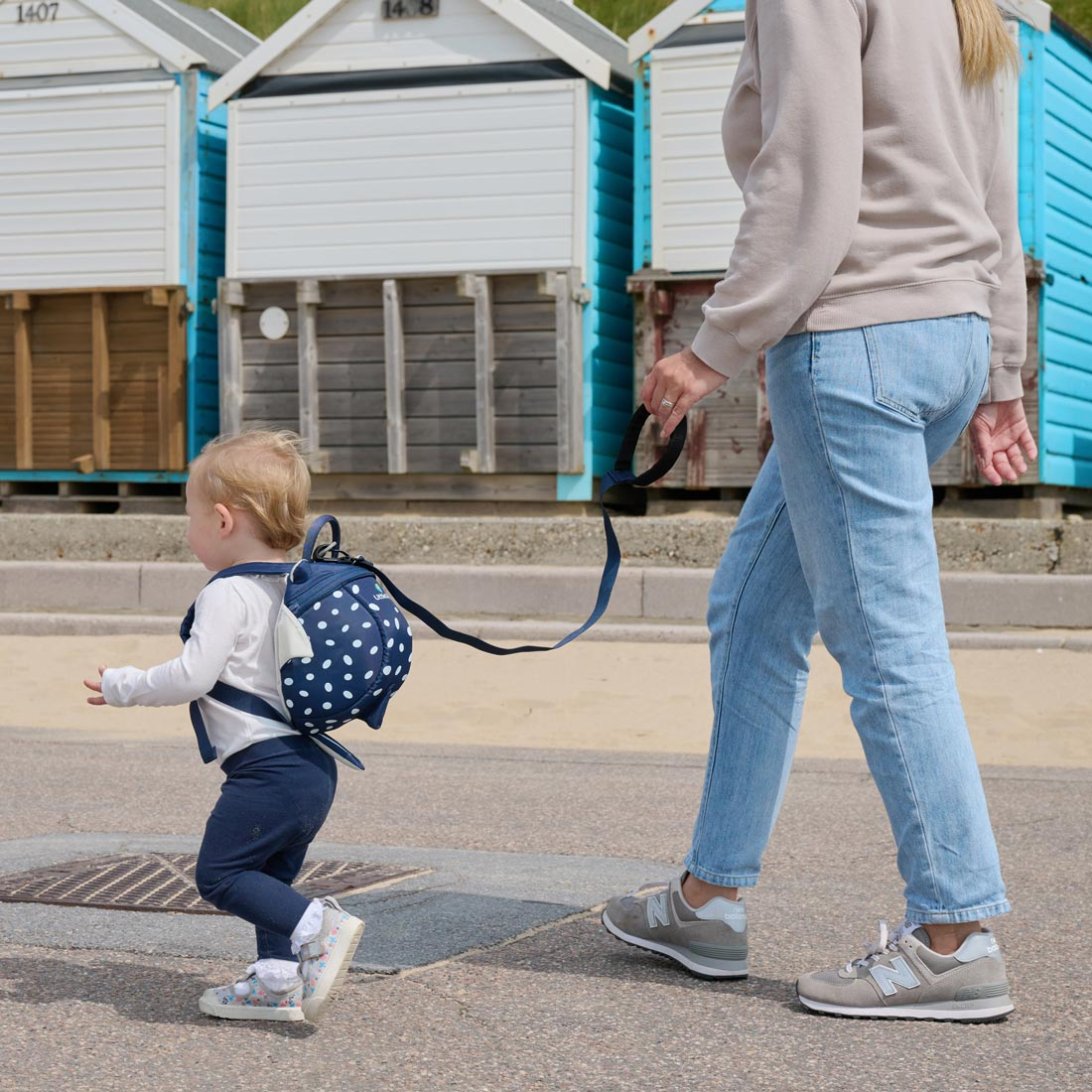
[602,0,1036,1021]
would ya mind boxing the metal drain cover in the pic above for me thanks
[0,854,424,915]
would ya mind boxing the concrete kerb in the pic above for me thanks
[1,513,1090,572]
[1,561,1091,631]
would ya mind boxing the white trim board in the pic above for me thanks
[209,0,616,110]
[79,0,205,71]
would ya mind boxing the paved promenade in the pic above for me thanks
[1,635,1089,1090]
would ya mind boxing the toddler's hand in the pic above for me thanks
[84,665,108,706]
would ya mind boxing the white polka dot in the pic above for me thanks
[325,639,335,646]
[285,677,295,686]
[351,708,360,715]
[322,702,332,710]
[364,671,374,680]
[342,655,353,666]
[387,639,394,649]
[398,643,404,652]
[312,603,321,611]
[394,618,400,631]
[305,721,314,728]
[361,622,372,630]
[286,699,294,708]
[351,602,360,612]
[323,684,332,694]
[382,666,392,676]
[395,666,402,675]
[370,646,378,655]
[331,609,339,616]
[368,604,380,613]
[301,658,312,665]
[373,689,383,696]
[306,674,314,681]
[333,591,344,599]
[351,585,359,595]
[304,707,312,715]
[352,640,363,648]
[322,659,332,670]
[406,627,412,638]
[344,673,353,681]
[299,690,309,698]
[317,621,327,630]
[343,690,353,699]
[326,718,337,725]
[383,619,390,628]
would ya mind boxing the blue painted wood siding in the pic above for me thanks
[1041,23,1092,487]
[177,70,228,463]
[586,86,635,483]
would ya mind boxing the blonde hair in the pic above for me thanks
[953,0,1020,85]
[189,430,310,550]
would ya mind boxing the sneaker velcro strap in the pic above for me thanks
[298,939,324,962]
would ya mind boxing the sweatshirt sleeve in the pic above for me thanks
[981,140,1027,403]
[100,581,245,708]
[690,0,865,378]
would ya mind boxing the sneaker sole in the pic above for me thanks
[601,910,748,979]
[198,996,305,1022]
[301,915,365,1024]
[797,993,1014,1022]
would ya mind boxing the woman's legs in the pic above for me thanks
[765,317,1009,925]
[684,446,818,889]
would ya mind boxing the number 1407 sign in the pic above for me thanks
[381,0,438,19]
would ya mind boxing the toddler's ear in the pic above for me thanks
[214,503,235,537]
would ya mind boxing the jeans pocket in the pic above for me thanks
[863,318,979,424]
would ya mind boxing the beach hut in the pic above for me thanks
[208,0,633,504]
[628,0,1092,497]
[0,0,257,510]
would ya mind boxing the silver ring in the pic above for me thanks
[660,398,675,409]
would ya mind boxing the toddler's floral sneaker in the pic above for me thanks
[198,966,304,1022]
[298,896,365,1023]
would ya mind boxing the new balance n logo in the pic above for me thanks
[646,892,671,929]
[869,956,921,997]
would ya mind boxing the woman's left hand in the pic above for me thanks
[640,346,729,439]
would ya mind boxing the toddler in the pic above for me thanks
[84,430,364,1024]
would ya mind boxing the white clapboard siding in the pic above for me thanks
[229,80,586,278]
[0,0,158,80]
[651,42,744,274]
[266,0,553,76]
[0,83,179,289]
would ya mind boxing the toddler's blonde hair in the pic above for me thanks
[189,430,310,550]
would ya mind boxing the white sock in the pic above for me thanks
[290,898,325,954]
[250,958,302,994]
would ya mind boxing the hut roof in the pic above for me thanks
[208,0,628,111]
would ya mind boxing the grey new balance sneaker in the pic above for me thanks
[601,876,748,978]
[797,921,1014,1021]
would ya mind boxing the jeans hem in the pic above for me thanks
[684,857,759,889]
[906,899,1012,925]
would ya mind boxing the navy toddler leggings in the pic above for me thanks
[195,735,338,961]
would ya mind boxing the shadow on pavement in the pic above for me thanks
[0,956,317,1037]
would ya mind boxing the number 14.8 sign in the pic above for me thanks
[381,0,438,19]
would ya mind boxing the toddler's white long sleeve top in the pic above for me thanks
[101,574,296,763]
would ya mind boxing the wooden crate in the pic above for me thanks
[221,272,581,481]
[632,270,1043,489]
[0,288,187,473]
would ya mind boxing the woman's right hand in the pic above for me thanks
[968,398,1038,485]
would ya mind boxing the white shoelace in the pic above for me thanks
[843,920,919,974]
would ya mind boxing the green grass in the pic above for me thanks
[194,0,1092,54]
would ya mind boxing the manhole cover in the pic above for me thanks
[0,855,424,915]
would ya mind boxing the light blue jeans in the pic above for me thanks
[684,315,1011,925]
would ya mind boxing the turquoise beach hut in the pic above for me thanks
[628,0,1092,496]
[0,0,257,509]
[208,0,634,504]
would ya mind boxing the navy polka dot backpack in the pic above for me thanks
[183,409,686,771]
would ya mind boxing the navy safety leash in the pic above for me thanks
[181,406,685,761]
[317,406,687,655]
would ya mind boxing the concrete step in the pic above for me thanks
[1,512,1090,572]
[2,561,1091,630]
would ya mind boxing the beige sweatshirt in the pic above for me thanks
[690,0,1027,403]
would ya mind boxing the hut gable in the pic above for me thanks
[209,0,627,109]
[0,0,256,83]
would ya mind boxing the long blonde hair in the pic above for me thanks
[953,0,1021,84]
